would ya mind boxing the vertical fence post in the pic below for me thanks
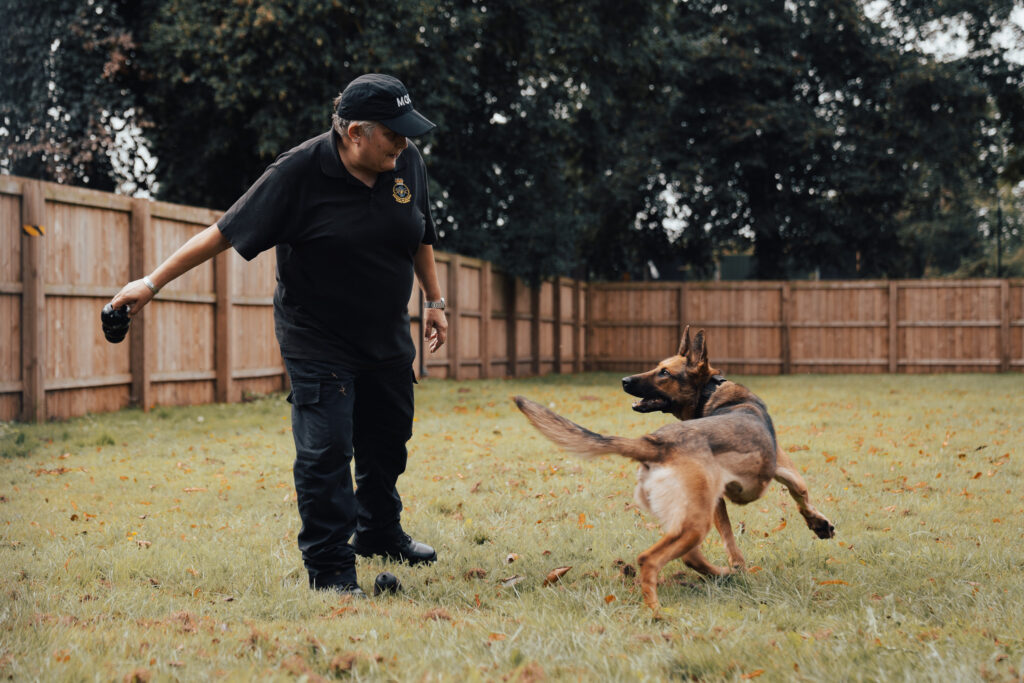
[20,180,46,422]
[479,261,491,379]
[129,198,153,410]
[448,254,461,380]
[888,281,899,374]
[531,285,541,375]
[676,283,686,344]
[1000,280,1010,373]
[572,279,582,374]
[781,283,792,375]
[584,283,594,371]
[553,277,563,374]
[214,248,235,402]
[505,277,517,377]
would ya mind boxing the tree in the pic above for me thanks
[3,0,1021,282]
[0,0,145,192]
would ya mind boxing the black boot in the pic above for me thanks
[309,569,367,597]
[351,528,437,565]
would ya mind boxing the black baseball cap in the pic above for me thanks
[336,73,436,137]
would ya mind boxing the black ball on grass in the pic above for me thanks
[373,571,402,596]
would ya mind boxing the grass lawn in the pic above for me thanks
[1,372,1022,681]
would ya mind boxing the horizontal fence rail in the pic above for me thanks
[1,175,1021,422]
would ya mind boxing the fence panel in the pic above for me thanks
[897,281,1004,373]
[0,184,23,421]
[789,283,889,373]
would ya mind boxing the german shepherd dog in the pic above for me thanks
[513,327,835,612]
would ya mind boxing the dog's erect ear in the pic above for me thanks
[678,325,691,357]
[688,329,709,368]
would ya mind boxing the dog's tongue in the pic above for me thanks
[631,398,667,413]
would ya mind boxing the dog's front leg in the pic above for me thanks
[774,448,835,539]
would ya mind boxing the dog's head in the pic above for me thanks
[621,326,720,420]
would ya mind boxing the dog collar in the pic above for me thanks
[696,374,727,417]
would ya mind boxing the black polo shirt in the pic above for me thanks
[218,129,436,368]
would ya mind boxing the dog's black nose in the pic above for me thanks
[622,376,634,391]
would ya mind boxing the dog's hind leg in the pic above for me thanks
[637,527,708,613]
[712,498,745,570]
[774,448,835,539]
[681,546,734,577]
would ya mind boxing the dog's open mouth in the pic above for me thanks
[631,397,670,413]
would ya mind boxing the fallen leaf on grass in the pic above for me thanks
[499,575,525,588]
[543,566,572,586]
[136,540,151,548]
[817,580,848,586]
[604,594,616,603]
[488,632,506,641]
[741,669,765,679]
[771,519,787,532]
[505,553,519,564]
[423,608,452,621]
[463,568,488,580]
[183,487,207,493]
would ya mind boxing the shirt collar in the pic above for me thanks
[319,128,409,183]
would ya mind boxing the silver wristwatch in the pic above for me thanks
[424,297,446,310]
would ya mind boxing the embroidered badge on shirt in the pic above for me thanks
[392,178,412,204]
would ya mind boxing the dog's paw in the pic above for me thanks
[810,517,835,539]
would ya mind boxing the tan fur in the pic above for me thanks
[513,326,835,614]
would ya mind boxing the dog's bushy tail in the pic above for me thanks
[513,396,661,462]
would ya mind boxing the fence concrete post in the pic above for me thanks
[20,179,46,422]
[129,198,153,410]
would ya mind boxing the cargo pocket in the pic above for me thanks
[286,381,321,406]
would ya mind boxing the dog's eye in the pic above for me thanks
[658,369,670,378]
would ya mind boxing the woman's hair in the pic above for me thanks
[332,93,378,139]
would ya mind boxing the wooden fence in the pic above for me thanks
[0,177,587,422]
[1,175,1021,422]
[586,280,1024,374]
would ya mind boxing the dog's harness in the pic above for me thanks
[695,374,726,417]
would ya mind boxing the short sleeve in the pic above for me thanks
[217,165,295,261]
[413,151,437,246]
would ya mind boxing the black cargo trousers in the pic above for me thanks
[283,358,415,583]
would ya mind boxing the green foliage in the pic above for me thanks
[2,0,1022,281]
[1,374,1022,679]
[0,0,139,191]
